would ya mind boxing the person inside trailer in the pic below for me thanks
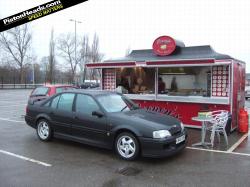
[170,76,178,92]
[132,77,147,94]
[116,77,129,94]
[158,77,166,93]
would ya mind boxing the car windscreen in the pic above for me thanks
[31,87,49,96]
[97,94,138,113]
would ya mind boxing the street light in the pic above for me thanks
[69,19,82,84]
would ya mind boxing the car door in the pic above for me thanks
[50,93,75,135]
[71,94,110,147]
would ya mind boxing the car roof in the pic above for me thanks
[41,84,75,88]
[60,89,118,96]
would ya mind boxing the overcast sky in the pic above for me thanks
[0,0,249,71]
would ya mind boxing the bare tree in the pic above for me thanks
[89,33,103,80]
[57,33,81,83]
[80,34,90,83]
[0,24,32,83]
[125,46,131,56]
[48,29,56,84]
[40,56,49,83]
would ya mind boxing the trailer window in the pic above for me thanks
[158,66,212,97]
[115,67,155,94]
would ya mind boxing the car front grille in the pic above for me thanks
[169,125,182,136]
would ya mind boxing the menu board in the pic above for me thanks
[212,66,229,97]
[102,69,116,90]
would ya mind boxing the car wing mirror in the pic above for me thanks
[92,110,104,118]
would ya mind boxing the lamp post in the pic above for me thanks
[32,63,35,86]
[69,19,82,84]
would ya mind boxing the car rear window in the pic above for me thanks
[32,87,49,96]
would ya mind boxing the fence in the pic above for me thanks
[0,84,44,89]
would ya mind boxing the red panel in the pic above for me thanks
[133,100,230,127]
[146,59,214,65]
[231,61,246,129]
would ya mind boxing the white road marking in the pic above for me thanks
[0,117,24,123]
[0,100,27,103]
[0,104,26,108]
[0,150,51,167]
[0,109,25,113]
[226,132,250,152]
[0,110,25,114]
[186,146,250,157]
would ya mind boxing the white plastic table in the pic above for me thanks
[192,116,213,147]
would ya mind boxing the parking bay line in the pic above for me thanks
[0,109,25,114]
[186,146,250,157]
[0,100,27,104]
[0,110,25,115]
[0,117,24,123]
[0,104,26,108]
[226,132,249,153]
[227,132,250,153]
[0,149,52,167]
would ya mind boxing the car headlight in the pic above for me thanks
[180,122,185,131]
[153,130,171,139]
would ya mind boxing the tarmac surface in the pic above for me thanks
[0,89,250,187]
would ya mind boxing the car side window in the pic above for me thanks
[76,94,100,115]
[57,93,75,112]
[51,95,60,109]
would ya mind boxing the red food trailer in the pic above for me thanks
[86,36,245,132]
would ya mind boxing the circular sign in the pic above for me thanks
[152,36,176,56]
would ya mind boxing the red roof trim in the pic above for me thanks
[146,59,215,65]
[86,59,215,68]
[86,62,136,68]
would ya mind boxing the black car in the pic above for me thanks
[80,82,100,89]
[25,90,187,160]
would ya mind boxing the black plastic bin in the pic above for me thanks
[225,113,232,135]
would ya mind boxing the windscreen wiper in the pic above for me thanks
[121,105,128,112]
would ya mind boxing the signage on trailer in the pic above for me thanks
[152,35,176,56]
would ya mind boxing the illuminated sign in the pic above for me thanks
[152,36,176,56]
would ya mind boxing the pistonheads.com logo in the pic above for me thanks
[0,0,88,32]
[3,0,63,25]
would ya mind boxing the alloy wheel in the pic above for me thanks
[117,135,136,159]
[37,121,50,140]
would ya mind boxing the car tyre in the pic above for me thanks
[36,119,53,141]
[115,132,140,161]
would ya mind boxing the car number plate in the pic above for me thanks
[176,135,185,144]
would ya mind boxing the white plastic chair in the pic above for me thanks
[206,110,229,147]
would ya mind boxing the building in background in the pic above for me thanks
[246,73,250,86]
